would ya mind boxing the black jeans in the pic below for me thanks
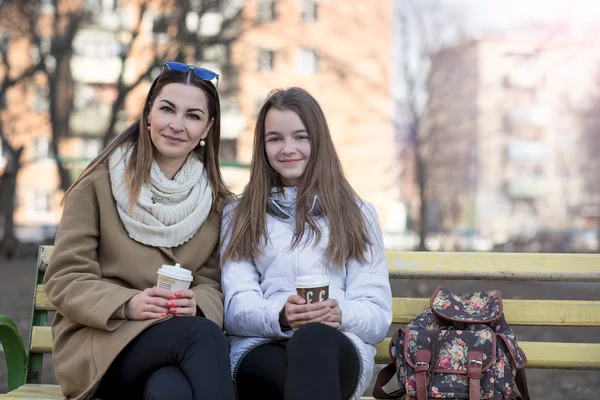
[235,323,361,400]
[95,317,235,400]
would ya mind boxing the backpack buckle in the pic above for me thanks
[416,361,429,367]
[469,360,483,366]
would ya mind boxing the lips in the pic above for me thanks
[162,134,185,143]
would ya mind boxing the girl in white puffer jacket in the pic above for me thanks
[220,87,392,400]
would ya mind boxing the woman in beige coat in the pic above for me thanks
[43,62,235,400]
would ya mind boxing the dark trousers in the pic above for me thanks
[235,323,361,400]
[95,317,235,400]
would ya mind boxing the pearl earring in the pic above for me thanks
[200,140,206,147]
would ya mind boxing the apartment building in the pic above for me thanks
[421,33,600,241]
[228,0,399,228]
[0,0,244,241]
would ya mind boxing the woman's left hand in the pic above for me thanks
[322,299,342,329]
[167,289,198,316]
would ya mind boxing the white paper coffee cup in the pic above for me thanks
[295,274,329,304]
[157,263,193,292]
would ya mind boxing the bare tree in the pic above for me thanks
[0,1,47,256]
[0,0,242,255]
[395,0,468,250]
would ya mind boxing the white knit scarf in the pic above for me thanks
[108,145,213,248]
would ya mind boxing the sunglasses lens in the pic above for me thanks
[162,62,219,90]
[193,68,217,80]
[165,61,190,72]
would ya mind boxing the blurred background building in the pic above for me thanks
[1,0,599,254]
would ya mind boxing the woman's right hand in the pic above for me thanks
[280,295,331,330]
[124,287,171,320]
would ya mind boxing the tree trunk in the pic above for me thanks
[416,143,427,251]
[0,146,23,259]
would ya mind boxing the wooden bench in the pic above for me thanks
[1,246,599,399]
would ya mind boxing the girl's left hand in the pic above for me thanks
[322,299,342,329]
[167,289,198,316]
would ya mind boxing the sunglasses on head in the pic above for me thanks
[160,61,220,90]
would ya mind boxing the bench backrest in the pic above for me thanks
[27,246,600,385]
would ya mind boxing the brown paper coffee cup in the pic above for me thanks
[295,275,329,304]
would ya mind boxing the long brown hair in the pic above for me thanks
[222,87,371,267]
[63,67,232,213]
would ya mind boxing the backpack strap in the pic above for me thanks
[372,362,402,399]
[415,349,431,400]
[467,351,485,400]
[514,368,531,400]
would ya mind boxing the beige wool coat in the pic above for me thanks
[43,162,225,400]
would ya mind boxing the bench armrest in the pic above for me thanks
[0,315,27,391]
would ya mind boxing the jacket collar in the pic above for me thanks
[267,187,322,220]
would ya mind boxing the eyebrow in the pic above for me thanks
[265,129,307,136]
[159,99,205,115]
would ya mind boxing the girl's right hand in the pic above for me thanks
[124,287,171,320]
[280,295,331,330]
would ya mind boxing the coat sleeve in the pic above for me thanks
[338,202,392,344]
[43,187,140,331]
[191,242,225,328]
[220,206,291,339]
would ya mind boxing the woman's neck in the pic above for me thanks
[154,155,186,180]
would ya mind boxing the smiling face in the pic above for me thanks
[148,82,213,175]
[264,108,311,187]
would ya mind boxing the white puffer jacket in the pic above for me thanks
[220,187,392,399]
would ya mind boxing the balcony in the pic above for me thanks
[506,139,547,160]
[221,101,245,140]
[506,107,550,127]
[71,56,125,85]
[506,178,548,198]
[69,104,112,136]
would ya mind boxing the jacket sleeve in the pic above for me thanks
[191,242,225,328]
[338,202,392,344]
[43,187,140,331]
[220,206,292,339]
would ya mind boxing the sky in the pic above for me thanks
[463,0,600,35]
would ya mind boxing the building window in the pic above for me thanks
[296,48,318,75]
[32,86,49,113]
[32,190,52,213]
[258,49,275,72]
[220,138,237,162]
[257,0,276,22]
[39,0,55,13]
[301,0,318,24]
[31,137,51,160]
[82,138,102,159]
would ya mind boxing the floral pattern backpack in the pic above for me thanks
[373,286,530,400]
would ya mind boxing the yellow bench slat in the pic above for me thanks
[387,251,600,281]
[34,285,54,311]
[375,339,600,369]
[30,327,52,353]
[392,297,600,326]
[1,384,62,399]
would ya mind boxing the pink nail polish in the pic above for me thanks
[161,313,167,317]
[170,308,176,313]
[176,292,181,297]
[170,294,177,299]
[168,301,174,306]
